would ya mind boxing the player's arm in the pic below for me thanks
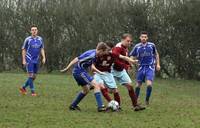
[40,38,46,64]
[41,48,46,64]
[111,49,138,65]
[119,55,138,64]
[91,64,105,75]
[22,49,26,65]
[129,46,139,67]
[155,50,161,71]
[21,38,28,65]
[130,56,136,60]
[112,47,131,70]
[60,57,78,72]
[153,44,161,71]
[130,56,138,64]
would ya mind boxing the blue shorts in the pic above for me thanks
[94,72,117,89]
[72,69,94,86]
[26,63,39,74]
[112,69,132,85]
[136,65,155,83]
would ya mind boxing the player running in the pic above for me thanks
[112,33,145,111]
[60,42,110,112]
[19,25,46,96]
[93,42,138,109]
[129,31,160,105]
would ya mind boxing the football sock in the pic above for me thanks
[71,92,86,107]
[22,78,29,89]
[101,88,112,102]
[114,92,121,105]
[135,86,140,99]
[28,77,35,93]
[146,86,152,102]
[94,91,104,108]
[128,86,138,107]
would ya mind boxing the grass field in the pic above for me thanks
[0,73,200,128]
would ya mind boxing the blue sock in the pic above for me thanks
[135,87,140,98]
[146,86,152,101]
[71,92,86,107]
[22,78,30,89]
[29,77,35,93]
[94,92,103,108]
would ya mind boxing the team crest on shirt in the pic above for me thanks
[31,44,41,48]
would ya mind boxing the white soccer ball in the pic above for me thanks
[108,100,119,111]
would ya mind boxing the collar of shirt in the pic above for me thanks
[140,42,148,47]
[120,42,127,49]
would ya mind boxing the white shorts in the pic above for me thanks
[94,72,117,89]
[111,69,132,85]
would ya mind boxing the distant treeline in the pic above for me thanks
[0,0,200,79]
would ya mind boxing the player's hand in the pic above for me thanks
[22,59,26,66]
[156,64,161,71]
[133,59,139,64]
[60,68,68,73]
[42,58,46,64]
[129,58,138,64]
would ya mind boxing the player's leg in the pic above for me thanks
[20,72,29,95]
[28,73,36,96]
[94,73,112,102]
[32,74,36,81]
[70,71,105,111]
[69,72,91,110]
[145,80,152,105]
[90,79,106,112]
[116,69,137,106]
[20,63,34,95]
[111,70,124,107]
[117,69,145,111]
[123,83,138,107]
[100,84,112,102]
[135,82,142,99]
[70,85,90,110]
[123,83,145,111]
[102,72,121,105]
[30,63,39,96]
[110,88,121,107]
[135,67,145,99]
[145,66,155,105]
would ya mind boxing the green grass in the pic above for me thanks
[0,73,200,128]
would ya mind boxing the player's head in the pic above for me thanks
[105,42,114,49]
[140,31,148,43]
[96,42,110,57]
[121,33,132,47]
[30,25,38,37]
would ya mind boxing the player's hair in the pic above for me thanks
[140,31,148,36]
[96,42,109,51]
[105,41,114,49]
[31,25,38,29]
[121,33,132,40]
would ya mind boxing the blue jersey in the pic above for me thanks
[130,42,157,66]
[22,36,44,64]
[73,49,96,72]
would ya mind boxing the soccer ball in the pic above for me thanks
[108,100,119,111]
